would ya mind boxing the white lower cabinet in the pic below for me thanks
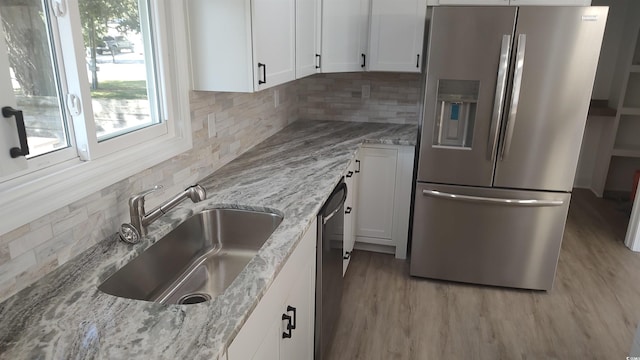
[354,144,414,259]
[227,219,316,360]
[343,152,359,276]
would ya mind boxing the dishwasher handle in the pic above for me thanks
[322,182,348,225]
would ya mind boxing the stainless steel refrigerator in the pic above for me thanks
[410,6,608,291]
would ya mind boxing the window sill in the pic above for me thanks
[0,132,192,235]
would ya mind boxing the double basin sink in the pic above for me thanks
[98,208,283,305]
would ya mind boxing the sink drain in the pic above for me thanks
[177,293,212,305]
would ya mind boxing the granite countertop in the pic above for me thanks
[0,120,417,359]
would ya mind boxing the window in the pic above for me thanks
[0,0,192,235]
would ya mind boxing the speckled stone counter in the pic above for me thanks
[0,120,417,359]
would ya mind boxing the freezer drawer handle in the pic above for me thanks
[487,35,511,163]
[422,189,564,207]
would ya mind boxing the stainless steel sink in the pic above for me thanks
[98,208,283,304]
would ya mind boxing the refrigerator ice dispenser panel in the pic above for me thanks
[433,79,478,149]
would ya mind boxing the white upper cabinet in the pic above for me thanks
[188,0,295,92]
[253,0,296,91]
[321,0,370,72]
[434,0,590,5]
[321,0,427,74]
[368,0,427,72]
[296,0,321,78]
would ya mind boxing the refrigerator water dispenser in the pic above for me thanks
[433,80,479,149]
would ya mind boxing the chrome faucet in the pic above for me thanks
[119,184,207,243]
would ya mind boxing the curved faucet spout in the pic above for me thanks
[126,184,208,239]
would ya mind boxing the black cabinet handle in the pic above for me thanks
[287,305,296,330]
[416,54,420,68]
[258,63,267,84]
[344,251,351,260]
[361,54,366,68]
[345,206,352,214]
[2,106,29,158]
[315,54,321,69]
[355,160,361,173]
[282,313,292,338]
[346,171,354,178]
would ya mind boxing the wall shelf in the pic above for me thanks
[612,146,640,158]
[589,3,640,197]
[620,108,640,116]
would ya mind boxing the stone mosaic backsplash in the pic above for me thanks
[298,72,422,125]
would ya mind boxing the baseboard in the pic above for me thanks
[353,242,395,255]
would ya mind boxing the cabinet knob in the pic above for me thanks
[345,207,352,214]
[343,251,351,260]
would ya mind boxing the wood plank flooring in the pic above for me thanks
[327,189,640,360]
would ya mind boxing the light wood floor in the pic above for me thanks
[327,189,640,360]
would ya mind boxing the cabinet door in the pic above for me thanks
[253,0,296,91]
[368,0,427,73]
[321,0,370,73]
[356,147,397,240]
[228,219,317,360]
[296,0,321,78]
[280,260,315,360]
[343,158,358,275]
[188,0,254,92]
[253,320,281,360]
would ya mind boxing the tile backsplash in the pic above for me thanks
[0,72,421,302]
[298,72,422,124]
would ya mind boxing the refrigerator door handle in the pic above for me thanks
[422,189,564,207]
[487,34,512,162]
[501,33,526,161]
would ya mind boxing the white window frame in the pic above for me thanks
[0,0,192,236]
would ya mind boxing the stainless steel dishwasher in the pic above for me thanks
[315,179,347,360]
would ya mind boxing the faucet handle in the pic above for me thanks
[129,185,163,206]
